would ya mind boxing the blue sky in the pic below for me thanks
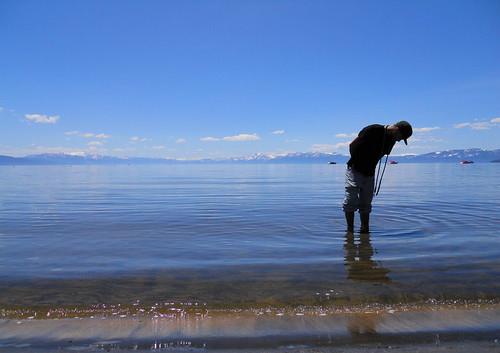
[1,0,499,159]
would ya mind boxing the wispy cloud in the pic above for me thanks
[65,131,111,139]
[335,141,351,149]
[311,142,349,153]
[152,145,166,150]
[113,147,136,153]
[414,127,440,133]
[454,121,491,130]
[87,141,103,146]
[13,145,96,156]
[471,122,490,130]
[200,136,220,142]
[312,144,335,153]
[25,113,59,124]
[201,133,260,142]
[335,132,357,139]
[176,138,187,144]
[491,117,500,124]
[271,130,285,135]
[66,151,86,156]
[130,136,151,142]
[222,133,260,142]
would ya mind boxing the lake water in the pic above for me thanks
[0,163,499,309]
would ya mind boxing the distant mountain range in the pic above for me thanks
[1,148,499,165]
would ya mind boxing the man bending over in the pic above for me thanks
[343,121,412,233]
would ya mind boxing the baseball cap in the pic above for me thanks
[395,121,412,145]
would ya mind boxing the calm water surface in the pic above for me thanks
[0,164,499,307]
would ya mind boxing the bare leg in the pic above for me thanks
[345,211,355,233]
[360,212,370,233]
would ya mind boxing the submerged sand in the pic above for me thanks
[1,303,499,352]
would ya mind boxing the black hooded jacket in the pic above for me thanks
[347,124,396,176]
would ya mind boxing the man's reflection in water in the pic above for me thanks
[347,313,378,337]
[344,231,390,282]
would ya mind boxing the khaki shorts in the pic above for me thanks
[342,166,375,213]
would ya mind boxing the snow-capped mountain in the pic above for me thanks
[0,149,499,165]
[396,148,500,163]
[228,152,347,163]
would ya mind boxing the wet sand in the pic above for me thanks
[1,341,500,353]
[1,304,499,352]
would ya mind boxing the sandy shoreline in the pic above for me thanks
[1,304,499,352]
[1,339,500,353]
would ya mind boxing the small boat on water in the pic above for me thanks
[389,160,398,164]
[460,160,474,164]
[328,161,336,165]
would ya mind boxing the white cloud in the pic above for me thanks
[66,151,86,156]
[472,122,492,130]
[65,131,111,139]
[454,121,491,130]
[176,138,187,144]
[88,141,103,146]
[40,147,85,154]
[201,133,260,142]
[0,143,140,157]
[491,117,500,124]
[222,133,260,142]
[152,145,166,150]
[335,142,351,149]
[200,136,220,142]
[406,137,422,142]
[18,145,88,156]
[335,132,357,138]
[130,136,150,142]
[88,146,106,152]
[414,127,440,133]
[25,113,60,124]
[272,130,285,135]
[0,106,4,112]
[311,142,350,153]
[312,144,335,153]
[113,147,136,153]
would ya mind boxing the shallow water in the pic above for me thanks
[0,163,499,307]
[2,305,500,350]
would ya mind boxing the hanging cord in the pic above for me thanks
[374,126,389,196]
[374,155,389,196]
